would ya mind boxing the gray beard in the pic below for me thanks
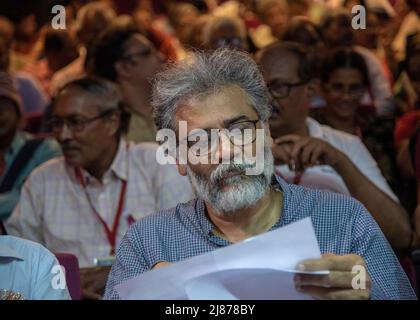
[186,139,274,216]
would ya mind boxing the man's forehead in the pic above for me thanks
[175,85,258,130]
[260,50,300,81]
[53,88,98,116]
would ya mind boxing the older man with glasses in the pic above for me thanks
[104,49,415,300]
[257,42,412,251]
[6,77,194,299]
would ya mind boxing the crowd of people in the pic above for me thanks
[0,0,419,300]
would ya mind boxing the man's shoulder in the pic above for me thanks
[127,200,197,238]
[283,180,366,220]
[0,235,55,262]
[26,157,67,182]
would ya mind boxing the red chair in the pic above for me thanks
[55,252,82,300]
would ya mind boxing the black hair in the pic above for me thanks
[321,47,370,87]
[92,22,139,81]
[257,41,316,82]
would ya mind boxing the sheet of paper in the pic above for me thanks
[115,217,327,300]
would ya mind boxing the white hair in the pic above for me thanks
[152,49,271,131]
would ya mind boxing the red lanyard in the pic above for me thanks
[75,168,127,255]
[275,168,304,185]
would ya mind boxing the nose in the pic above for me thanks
[214,131,240,163]
[56,122,73,142]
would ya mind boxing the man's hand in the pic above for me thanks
[273,135,345,171]
[294,254,371,300]
[80,266,111,300]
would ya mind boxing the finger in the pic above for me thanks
[275,134,302,145]
[309,144,324,166]
[272,145,292,165]
[299,140,319,167]
[290,138,311,160]
[295,285,370,300]
[298,254,365,272]
[295,271,367,289]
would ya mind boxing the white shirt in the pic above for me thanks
[6,140,194,267]
[276,118,398,202]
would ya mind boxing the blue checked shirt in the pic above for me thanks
[104,176,416,300]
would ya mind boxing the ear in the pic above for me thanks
[115,60,131,81]
[106,112,121,137]
[306,78,319,99]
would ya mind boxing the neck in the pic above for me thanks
[119,80,152,118]
[324,112,356,135]
[206,188,282,243]
[85,139,119,181]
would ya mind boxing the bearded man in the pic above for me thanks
[104,49,416,300]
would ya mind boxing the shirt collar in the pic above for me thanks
[73,139,129,185]
[306,117,324,139]
[0,242,24,260]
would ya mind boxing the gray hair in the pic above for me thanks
[152,49,271,131]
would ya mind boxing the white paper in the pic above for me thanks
[115,217,328,300]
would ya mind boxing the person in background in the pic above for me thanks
[312,48,400,194]
[255,0,290,40]
[6,77,193,299]
[201,14,249,51]
[24,28,80,97]
[0,72,60,221]
[0,32,48,114]
[50,2,116,96]
[319,9,396,116]
[256,42,412,249]
[92,21,165,143]
[0,235,71,300]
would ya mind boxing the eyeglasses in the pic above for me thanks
[325,83,365,97]
[267,79,309,99]
[122,46,153,62]
[48,109,115,133]
[213,37,244,49]
[180,120,260,157]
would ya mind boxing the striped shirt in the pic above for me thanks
[104,176,416,300]
[6,140,194,267]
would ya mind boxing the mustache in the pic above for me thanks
[210,162,255,184]
[60,140,80,150]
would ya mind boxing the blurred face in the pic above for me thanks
[353,13,380,49]
[322,68,366,119]
[0,97,19,138]
[408,52,420,96]
[208,25,247,51]
[323,16,353,46]
[17,14,37,40]
[118,34,164,85]
[259,51,312,138]
[263,3,289,39]
[51,88,119,169]
[176,85,274,215]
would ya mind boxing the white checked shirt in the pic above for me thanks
[276,117,399,202]
[6,140,194,267]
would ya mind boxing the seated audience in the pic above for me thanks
[0,72,60,221]
[6,77,194,299]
